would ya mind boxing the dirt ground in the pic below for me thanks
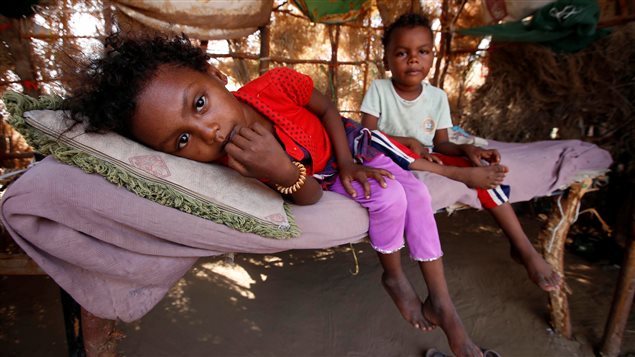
[1,207,634,357]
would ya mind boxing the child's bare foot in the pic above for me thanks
[381,272,436,331]
[511,247,562,291]
[451,164,508,189]
[423,297,483,357]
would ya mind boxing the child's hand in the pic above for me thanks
[405,138,429,157]
[225,123,296,182]
[338,163,394,199]
[463,146,501,167]
[418,151,444,165]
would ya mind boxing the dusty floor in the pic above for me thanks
[1,208,634,357]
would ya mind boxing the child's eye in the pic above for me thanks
[195,95,207,112]
[177,133,190,149]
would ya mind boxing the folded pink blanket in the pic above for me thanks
[0,139,611,321]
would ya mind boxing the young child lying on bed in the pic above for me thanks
[361,13,561,292]
[65,34,485,357]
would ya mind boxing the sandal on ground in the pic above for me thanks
[481,348,502,357]
[424,348,449,357]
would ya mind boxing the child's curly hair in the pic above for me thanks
[381,13,432,49]
[65,33,209,137]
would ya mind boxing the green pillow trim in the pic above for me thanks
[2,91,300,239]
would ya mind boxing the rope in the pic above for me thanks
[348,243,359,276]
[547,193,566,253]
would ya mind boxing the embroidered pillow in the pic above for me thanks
[3,92,299,239]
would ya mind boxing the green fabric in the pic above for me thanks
[459,0,610,52]
[2,91,301,240]
[292,0,370,24]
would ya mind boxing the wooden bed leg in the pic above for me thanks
[80,308,121,357]
[60,288,85,357]
[600,196,635,357]
[539,178,593,338]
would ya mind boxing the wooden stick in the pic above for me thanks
[432,0,449,87]
[258,26,270,75]
[600,191,635,357]
[327,25,340,103]
[0,253,45,275]
[81,308,121,357]
[539,178,593,338]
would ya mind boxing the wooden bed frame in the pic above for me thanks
[1,176,632,357]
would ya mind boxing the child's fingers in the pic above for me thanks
[469,156,484,167]
[369,172,388,188]
[378,168,394,180]
[224,141,246,159]
[341,177,358,198]
[352,172,372,199]
[226,155,248,176]
[483,150,500,164]
[430,155,444,165]
[228,131,251,149]
[236,125,264,141]
[360,178,371,199]
[365,169,393,189]
[250,122,270,135]
[490,150,501,163]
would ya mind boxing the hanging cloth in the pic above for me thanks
[459,0,610,52]
[292,0,371,24]
[113,0,273,40]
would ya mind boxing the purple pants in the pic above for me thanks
[328,154,443,261]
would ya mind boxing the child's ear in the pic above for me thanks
[207,65,228,85]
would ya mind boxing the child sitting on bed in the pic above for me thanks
[65,34,485,357]
[361,13,561,292]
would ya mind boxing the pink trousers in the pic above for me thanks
[328,154,443,261]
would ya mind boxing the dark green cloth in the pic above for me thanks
[459,0,610,52]
[292,0,370,24]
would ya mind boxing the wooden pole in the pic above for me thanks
[259,26,270,75]
[538,178,594,338]
[81,308,121,357]
[103,0,113,35]
[438,0,468,89]
[227,39,250,85]
[432,0,449,87]
[0,253,45,275]
[361,26,372,98]
[600,190,635,357]
[327,25,340,103]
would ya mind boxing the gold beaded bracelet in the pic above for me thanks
[275,161,307,195]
